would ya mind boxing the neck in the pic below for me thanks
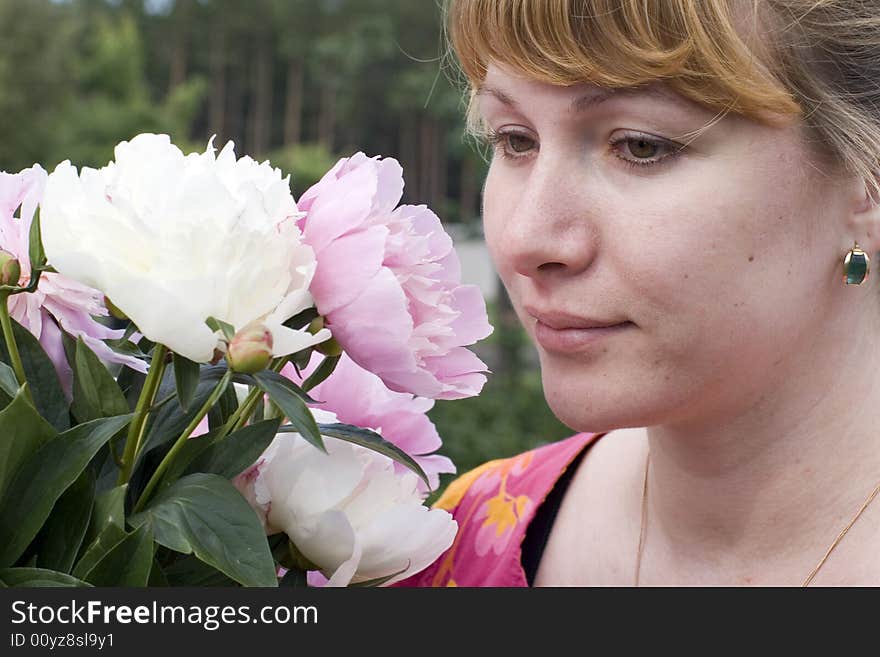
[642,310,880,585]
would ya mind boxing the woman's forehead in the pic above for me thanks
[479,63,703,117]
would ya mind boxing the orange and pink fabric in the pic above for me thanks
[394,432,599,587]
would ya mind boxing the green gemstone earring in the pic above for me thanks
[843,241,870,285]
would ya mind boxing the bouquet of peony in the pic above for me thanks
[0,134,492,587]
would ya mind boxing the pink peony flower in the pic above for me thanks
[282,352,455,494]
[296,153,493,400]
[0,165,146,398]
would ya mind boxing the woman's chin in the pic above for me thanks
[540,367,664,434]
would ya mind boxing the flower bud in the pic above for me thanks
[227,322,273,373]
[0,250,21,286]
[103,296,128,320]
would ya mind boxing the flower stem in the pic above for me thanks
[0,293,31,403]
[134,368,233,513]
[220,389,257,436]
[118,344,169,485]
[220,355,292,438]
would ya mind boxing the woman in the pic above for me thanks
[398,0,880,586]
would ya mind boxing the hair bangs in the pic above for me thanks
[447,0,803,134]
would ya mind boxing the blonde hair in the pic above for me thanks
[444,0,880,200]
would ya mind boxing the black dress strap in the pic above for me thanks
[521,444,590,586]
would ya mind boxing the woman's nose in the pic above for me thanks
[492,165,599,279]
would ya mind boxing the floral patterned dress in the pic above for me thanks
[394,432,603,587]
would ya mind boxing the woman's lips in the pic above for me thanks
[534,320,634,352]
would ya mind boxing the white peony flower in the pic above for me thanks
[40,133,330,363]
[235,409,457,587]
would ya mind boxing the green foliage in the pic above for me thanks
[253,370,325,452]
[0,0,514,587]
[0,319,69,431]
[426,371,573,504]
[129,473,277,587]
[0,568,92,587]
[185,419,281,480]
[267,142,340,196]
[0,2,206,170]
[0,414,132,566]
[426,301,573,503]
[32,470,95,573]
[71,336,130,423]
[0,386,56,500]
[0,0,481,225]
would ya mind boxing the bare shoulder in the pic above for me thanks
[533,426,649,586]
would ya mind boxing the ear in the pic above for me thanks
[845,174,880,256]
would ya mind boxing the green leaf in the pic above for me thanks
[288,348,313,372]
[27,208,46,270]
[282,307,319,331]
[279,567,308,587]
[148,558,169,586]
[348,563,410,587]
[201,365,255,387]
[0,361,19,398]
[186,419,281,479]
[281,421,430,489]
[301,354,340,393]
[129,473,276,587]
[155,426,220,492]
[72,523,126,581]
[0,385,57,501]
[253,370,324,452]
[205,316,235,341]
[0,413,132,567]
[34,469,95,573]
[207,379,238,430]
[71,336,130,423]
[0,317,68,430]
[173,353,200,412]
[0,567,91,587]
[255,369,319,404]
[104,337,150,361]
[104,322,148,361]
[163,554,237,586]
[117,364,147,412]
[81,484,126,552]
[135,377,215,465]
[78,523,154,587]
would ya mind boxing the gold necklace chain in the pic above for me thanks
[633,451,880,586]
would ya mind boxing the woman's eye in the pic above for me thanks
[626,138,660,158]
[484,130,536,160]
[611,134,682,169]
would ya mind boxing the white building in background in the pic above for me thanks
[446,225,498,303]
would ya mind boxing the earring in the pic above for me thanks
[843,241,870,285]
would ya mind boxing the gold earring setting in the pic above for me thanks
[844,242,870,285]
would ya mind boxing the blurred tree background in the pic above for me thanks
[0,0,573,491]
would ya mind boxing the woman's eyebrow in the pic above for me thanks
[475,83,683,114]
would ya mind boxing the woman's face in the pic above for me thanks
[479,63,860,432]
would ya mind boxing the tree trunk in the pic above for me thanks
[317,84,337,151]
[433,122,447,217]
[495,278,523,382]
[208,27,226,141]
[398,113,418,203]
[459,152,477,224]
[249,34,273,157]
[167,0,191,94]
[418,114,434,203]
[283,58,303,146]
[226,46,245,150]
